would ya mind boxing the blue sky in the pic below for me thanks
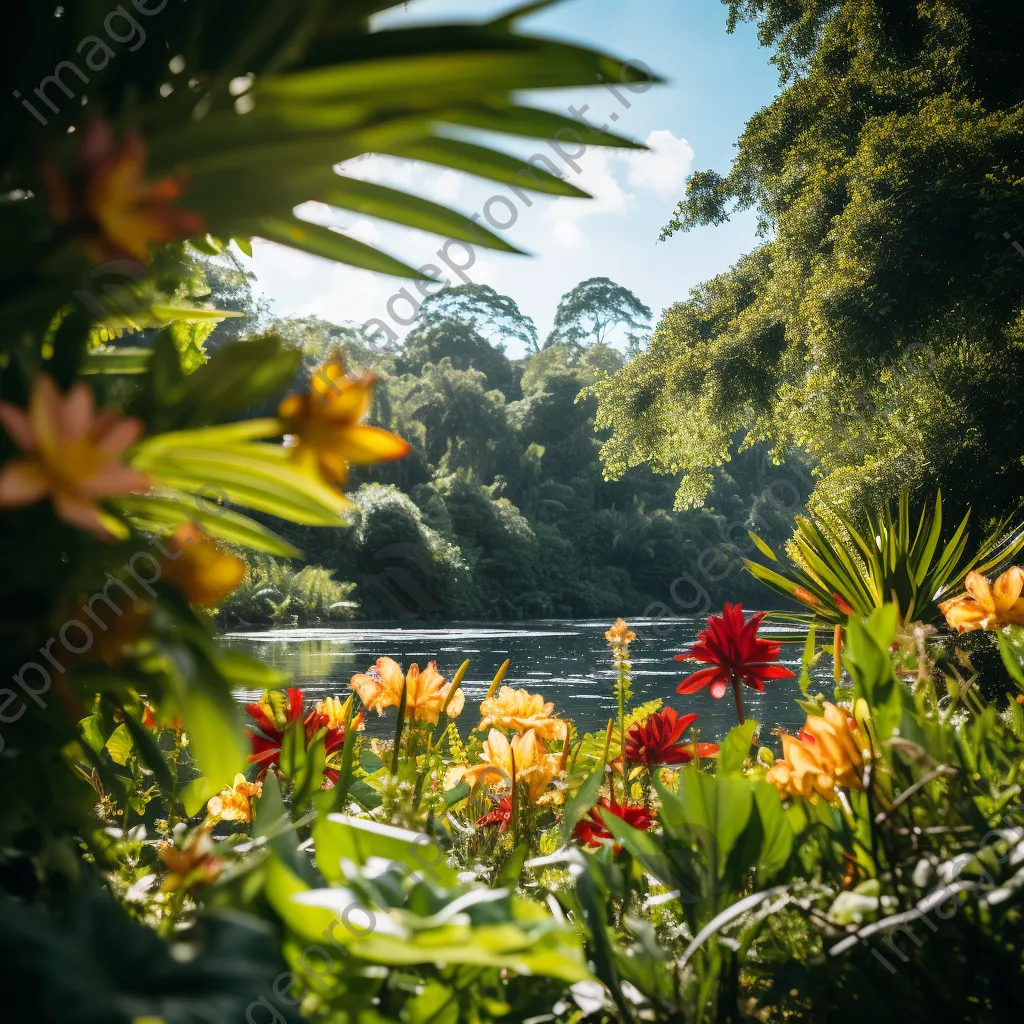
[246,0,779,356]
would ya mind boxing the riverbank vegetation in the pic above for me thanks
[2,0,1024,1020]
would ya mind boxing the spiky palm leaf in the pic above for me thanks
[744,489,1024,630]
[4,0,652,314]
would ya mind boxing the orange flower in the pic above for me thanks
[938,568,1024,633]
[460,728,563,805]
[207,773,263,823]
[43,119,203,264]
[478,686,565,741]
[605,618,636,648]
[765,703,867,804]
[158,828,223,892]
[278,358,410,489]
[0,374,148,539]
[349,657,464,724]
[158,523,246,606]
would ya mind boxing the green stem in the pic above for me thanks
[617,654,627,801]
[732,676,745,726]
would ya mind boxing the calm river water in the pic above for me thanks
[222,616,829,744]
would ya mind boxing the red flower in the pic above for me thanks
[573,798,655,850]
[477,795,513,834]
[675,603,794,699]
[624,707,719,766]
[245,689,360,785]
[246,687,305,772]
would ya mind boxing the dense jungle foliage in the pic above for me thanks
[589,0,1024,518]
[203,267,811,624]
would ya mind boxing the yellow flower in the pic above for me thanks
[605,618,636,648]
[460,728,563,805]
[158,828,223,892]
[349,657,464,724]
[207,773,263,823]
[42,119,204,264]
[478,686,565,741]
[0,374,149,539]
[158,523,246,606]
[278,358,410,488]
[938,567,1024,633]
[765,703,866,804]
[312,695,351,732]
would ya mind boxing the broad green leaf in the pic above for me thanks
[716,720,758,776]
[116,491,301,558]
[845,607,904,742]
[167,683,247,793]
[753,783,794,881]
[258,217,430,279]
[105,723,134,766]
[561,765,606,844]
[179,777,216,817]
[315,814,458,886]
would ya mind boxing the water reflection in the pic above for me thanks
[221,617,826,743]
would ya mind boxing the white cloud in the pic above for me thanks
[430,169,464,205]
[551,218,587,249]
[625,129,694,197]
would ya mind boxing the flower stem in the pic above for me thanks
[833,623,843,684]
[617,659,627,801]
[731,677,745,726]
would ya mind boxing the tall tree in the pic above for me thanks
[591,0,1024,516]
[544,277,652,351]
[417,284,539,354]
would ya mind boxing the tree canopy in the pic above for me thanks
[544,276,652,352]
[237,276,809,621]
[590,0,1024,517]
[415,284,539,353]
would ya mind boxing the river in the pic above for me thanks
[222,616,830,744]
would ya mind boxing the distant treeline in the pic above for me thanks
[204,269,811,623]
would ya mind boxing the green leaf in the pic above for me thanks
[656,769,754,882]
[747,530,778,562]
[120,709,174,794]
[845,606,904,742]
[292,730,327,812]
[82,348,153,375]
[132,439,352,526]
[752,783,794,881]
[167,683,248,794]
[998,627,1024,690]
[116,491,301,558]
[798,620,817,696]
[179,777,216,817]
[496,843,528,889]
[716,720,758,776]
[314,814,458,887]
[105,723,134,767]
[277,718,306,782]
[257,217,431,279]
[561,766,605,844]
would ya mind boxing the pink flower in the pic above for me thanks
[0,374,148,539]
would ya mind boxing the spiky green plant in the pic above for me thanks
[744,489,1024,627]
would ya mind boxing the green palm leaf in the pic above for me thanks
[746,488,1024,633]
